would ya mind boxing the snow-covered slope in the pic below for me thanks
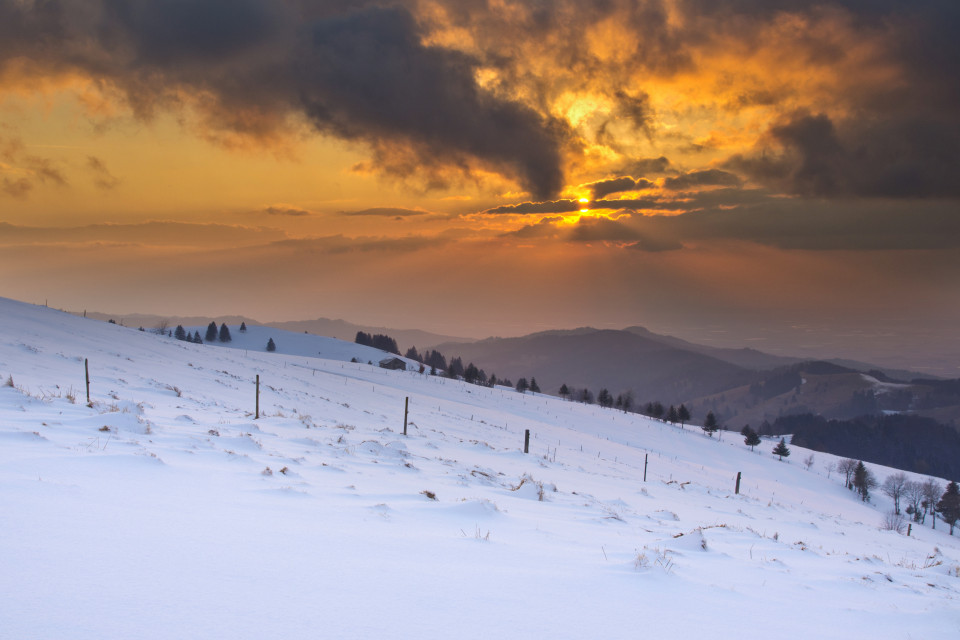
[183,322,418,369]
[1,297,957,639]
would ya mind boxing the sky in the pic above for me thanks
[1,0,958,373]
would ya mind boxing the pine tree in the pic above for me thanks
[667,405,679,423]
[193,331,202,344]
[597,388,612,407]
[529,377,541,393]
[266,338,276,352]
[772,437,790,460]
[219,323,232,343]
[239,322,247,332]
[174,325,187,341]
[703,411,719,437]
[464,363,480,384]
[205,321,218,342]
[743,426,761,451]
[405,346,421,362]
[678,404,691,429]
[516,378,529,393]
[852,461,876,502]
[559,383,570,400]
[935,481,960,535]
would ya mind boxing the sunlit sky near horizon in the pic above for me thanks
[1,0,958,373]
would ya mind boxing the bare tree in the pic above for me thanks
[823,461,836,479]
[921,479,943,528]
[903,480,925,522]
[882,472,908,515]
[803,453,815,470]
[837,458,858,489]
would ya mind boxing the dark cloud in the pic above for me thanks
[566,216,682,252]
[1,1,567,198]
[339,207,429,217]
[503,216,565,239]
[484,200,581,215]
[0,133,67,197]
[622,194,960,251]
[663,169,742,191]
[2,177,32,198]
[586,176,656,199]
[263,206,312,217]
[568,216,641,243]
[730,112,960,198]
[87,156,119,190]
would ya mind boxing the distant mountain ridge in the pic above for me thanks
[435,327,960,430]
[79,311,470,354]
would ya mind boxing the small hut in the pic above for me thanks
[378,357,407,371]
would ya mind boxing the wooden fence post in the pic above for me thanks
[84,358,90,404]
[524,429,530,454]
[255,374,260,419]
[735,471,742,495]
[403,397,409,436]
[644,453,648,482]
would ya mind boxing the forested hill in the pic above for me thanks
[782,413,960,479]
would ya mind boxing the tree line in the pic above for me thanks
[775,413,960,479]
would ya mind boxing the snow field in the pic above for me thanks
[1,297,958,639]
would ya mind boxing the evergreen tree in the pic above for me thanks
[219,323,232,343]
[621,392,634,413]
[579,388,594,404]
[355,331,372,346]
[667,405,679,423]
[529,377,541,393]
[448,356,464,378]
[464,363,480,384]
[703,411,719,437]
[239,322,247,332]
[935,481,960,535]
[559,383,570,400]
[678,404,691,429]
[205,321,218,342]
[174,325,186,341]
[516,378,529,393]
[405,346,421,362]
[647,401,664,419]
[743,426,761,451]
[852,461,876,502]
[266,338,276,352]
[772,437,790,460]
[597,388,612,407]
[488,374,497,387]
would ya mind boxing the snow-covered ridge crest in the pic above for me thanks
[0,297,957,639]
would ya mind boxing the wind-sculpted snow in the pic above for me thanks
[0,297,957,639]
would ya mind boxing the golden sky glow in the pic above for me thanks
[1,0,959,371]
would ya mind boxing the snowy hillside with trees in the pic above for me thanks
[1,297,958,639]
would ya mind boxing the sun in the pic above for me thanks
[579,197,589,213]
